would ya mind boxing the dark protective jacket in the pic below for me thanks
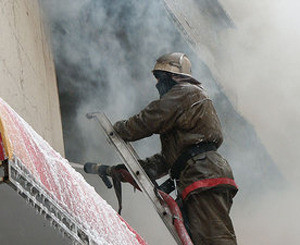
[113,78,237,198]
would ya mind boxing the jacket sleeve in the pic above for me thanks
[138,153,170,180]
[113,86,183,141]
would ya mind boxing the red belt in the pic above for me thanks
[181,178,238,200]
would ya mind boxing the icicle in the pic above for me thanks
[30,186,38,196]
[53,221,58,229]
[25,196,30,204]
[29,199,35,207]
[35,205,41,215]
[56,211,62,220]
[71,239,77,245]
[15,172,21,181]
[25,181,32,190]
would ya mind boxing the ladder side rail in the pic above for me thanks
[91,112,181,244]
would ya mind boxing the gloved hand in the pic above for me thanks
[84,162,113,188]
[84,162,140,189]
[110,164,127,173]
[110,164,140,190]
[84,162,140,215]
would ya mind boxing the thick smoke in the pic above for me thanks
[217,1,300,244]
[40,1,193,243]
[39,0,293,244]
[219,0,300,179]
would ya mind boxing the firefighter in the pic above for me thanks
[106,53,238,244]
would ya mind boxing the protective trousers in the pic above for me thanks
[184,188,237,245]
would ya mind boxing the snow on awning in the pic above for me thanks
[0,97,146,245]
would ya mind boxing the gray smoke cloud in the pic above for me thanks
[40,1,193,243]
[217,1,300,244]
[39,0,292,244]
[219,0,300,179]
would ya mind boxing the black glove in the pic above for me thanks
[84,162,139,215]
[111,164,127,172]
[84,162,112,188]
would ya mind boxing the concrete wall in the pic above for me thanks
[0,2,69,244]
[0,0,64,155]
